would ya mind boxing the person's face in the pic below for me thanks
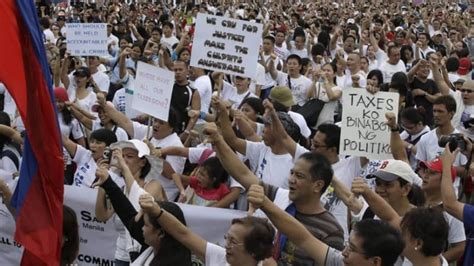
[294,36,305,49]
[89,138,107,161]
[367,46,375,58]
[367,76,380,88]
[107,24,113,35]
[131,47,142,60]
[286,58,301,75]
[122,148,146,175]
[432,20,441,29]
[433,104,452,127]
[151,31,161,42]
[74,75,89,87]
[360,59,369,72]
[275,32,285,45]
[311,132,331,158]
[341,232,376,265]
[152,119,173,139]
[163,25,172,36]
[234,77,249,91]
[119,39,130,50]
[449,31,458,43]
[51,25,60,35]
[225,224,251,264]
[196,167,213,188]
[263,39,273,52]
[419,167,442,192]
[415,61,430,79]
[346,54,360,69]
[459,83,474,104]
[375,178,410,206]
[344,37,355,53]
[142,214,161,246]
[322,64,335,79]
[173,61,189,82]
[87,57,100,68]
[288,158,319,202]
[98,108,111,124]
[401,118,424,135]
[433,34,442,44]
[240,103,257,121]
[179,50,190,62]
[403,49,413,60]
[388,48,401,64]
[262,124,275,146]
[418,35,428,46]
[396,33,405,45]
[455,41,464,51]
[56,99,65,111]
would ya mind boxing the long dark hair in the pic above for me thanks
[61,205,79,266]
[149,202,192,266]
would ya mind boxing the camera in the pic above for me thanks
[102,147,112,163]
[438,133,466,151]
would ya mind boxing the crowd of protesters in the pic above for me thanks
[0,0,474,265]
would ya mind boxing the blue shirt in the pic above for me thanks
[464,204,474,266]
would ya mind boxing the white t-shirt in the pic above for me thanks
[205,242,263,266]
[341,69,367,90]
[313,82,342,127]
[379,60,407,83]
[274,44,290,61]
[58,114,84,140]
[449,90,474,140]
[249,63,266,94]
[245,141,293,189]
[192,75,212,114]
[132,122,185,200]
[276,72,312,106]
[161,35,179,51]
[221,81,257,109]
[399,126,431,170]
[112,74,144,120]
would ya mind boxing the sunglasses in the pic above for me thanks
[459,89,474,93]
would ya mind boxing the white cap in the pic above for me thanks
[347,18,355,24]
[432,30,443,37]
[111,139,150,158]
[367,160,415,184]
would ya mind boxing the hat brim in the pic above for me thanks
[458,69,469,76]
[367,170,400,182]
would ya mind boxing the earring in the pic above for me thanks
[414,247,419,251]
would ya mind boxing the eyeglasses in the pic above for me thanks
[224,234,244,248]
[459,89,474,94]
[310,140,327,150]
[343,240,366,255]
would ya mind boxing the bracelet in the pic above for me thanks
[390,126,400,132]
[156,209,164,219]
[199,111,207,120]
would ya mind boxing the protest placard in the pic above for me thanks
[64,185,119,266]
[190,13,263,79]
[132,62,174,122]
[66,23,108,56]
[339,89,399,160]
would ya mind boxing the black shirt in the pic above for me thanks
[410,77,439,127]
[171,83,195,132]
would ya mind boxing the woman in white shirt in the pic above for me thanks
[138,194,275,266]
[308,63,342,127]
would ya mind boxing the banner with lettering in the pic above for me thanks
[339,89,399,159]
[64,185,119,265]
[190,13,263,79]
[0,203,23,266]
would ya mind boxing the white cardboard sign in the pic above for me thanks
[66,23,108,56]
[339,89,399,160]
[190,13,263,79]
[132,62,174,121]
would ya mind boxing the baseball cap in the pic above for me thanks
[73,66,91,78]
[54,87,69,102]
[367,160,415,184]
[111,139,150,158]
[347,18,355,24]
[453,78,465,85]
[418,158,456,181]
[269,86,295,108]
[457,57,472,76]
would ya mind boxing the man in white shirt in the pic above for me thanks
[379,46,407,83]
[161,21,179,52]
